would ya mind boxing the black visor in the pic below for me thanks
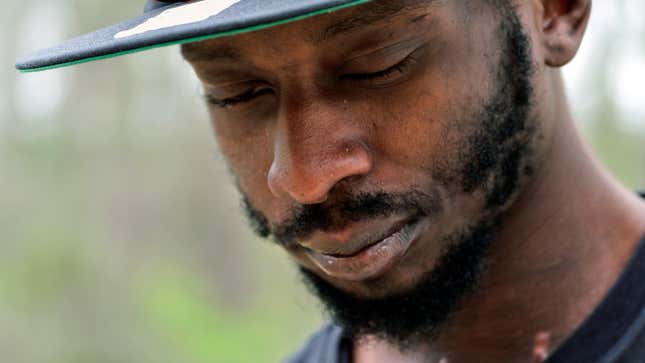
[15,0,370,72]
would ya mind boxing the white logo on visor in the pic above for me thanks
[114,0,242,39]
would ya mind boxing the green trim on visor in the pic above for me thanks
[19,0,370,73]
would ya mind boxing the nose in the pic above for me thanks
[267,97,373,205]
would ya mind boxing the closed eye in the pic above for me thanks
[205,85,274,109]
[205,48,422,108]
[339,50,420,85]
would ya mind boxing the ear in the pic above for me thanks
[539,0,591,67]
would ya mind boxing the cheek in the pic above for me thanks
[369,5,498,173]
[373,52,493,176]
[212,113,276,210]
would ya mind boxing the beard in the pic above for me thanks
[297,223,495,348]
[238,3,536,349]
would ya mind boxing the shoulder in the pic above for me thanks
[283,323,345,363]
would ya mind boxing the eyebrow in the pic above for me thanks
[181,0,428,63]
[314,0,424,44]
[181,44,241,63]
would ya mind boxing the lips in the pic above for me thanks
[305,216,413,257]
[303,216,429,282]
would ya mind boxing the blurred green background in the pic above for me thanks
[1,1,644,362]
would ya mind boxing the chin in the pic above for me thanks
[298,222,495,344]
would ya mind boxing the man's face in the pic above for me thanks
[184,0,542,344]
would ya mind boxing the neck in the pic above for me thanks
[354,76,645,363]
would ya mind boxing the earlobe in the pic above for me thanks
[540,0,591,67]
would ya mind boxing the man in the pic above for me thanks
[16,0,645,362]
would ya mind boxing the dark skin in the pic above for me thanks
[182,0,645,362]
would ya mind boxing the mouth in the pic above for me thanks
[304,216,429,282]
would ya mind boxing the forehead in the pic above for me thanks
[180,0,434,63]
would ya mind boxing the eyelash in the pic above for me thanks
[339,52,418,83]
[205,86,274,108]
[206,52,418,108]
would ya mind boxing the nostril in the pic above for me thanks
[299,192,329,205]
[267,138,374,204]
[267,162,287,198]
[267,162,333,204]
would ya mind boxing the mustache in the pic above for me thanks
[243,190,443,247]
